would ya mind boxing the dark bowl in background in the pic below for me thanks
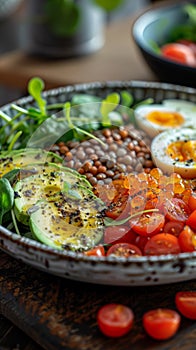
[132,1,196,88]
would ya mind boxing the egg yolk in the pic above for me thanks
[146,110,184,127]
[167,140,196,162]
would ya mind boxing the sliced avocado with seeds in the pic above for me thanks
[30,198,104,251]
[14,169,95,225]
[19,162,92,188]
[0,148,62,178]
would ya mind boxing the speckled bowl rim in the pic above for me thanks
[0,80,196,279]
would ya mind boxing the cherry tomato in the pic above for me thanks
[143,308,181,340]
[104,225,137,245]
[105,192,130,220]
[178,39,196,56]
[130,212,165,236]
[175,291,196,320]
[144,233,181,256]
[186,209,196,230]
[133,235,150,253]
[163,198,190,223]
[106,243,142,257]
[161,43,196,67]
[188,193,196,212]
[163,221,184,237]
[97,303,134,337]
[84,245,105,257]
[178,225,196,253]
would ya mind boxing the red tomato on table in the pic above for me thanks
[143,308,181,340]
[175,291,196,320]
[97,303,134,337]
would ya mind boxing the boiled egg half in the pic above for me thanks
[151,128,196,178]
[163,99,196,113]
[134,102,195,138]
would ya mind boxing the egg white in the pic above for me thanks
[163,99,196,113]
[151,128,196,179]
[134,104,195,138]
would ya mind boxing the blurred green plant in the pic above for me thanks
[45,0,125,36]
[167,3,196,43]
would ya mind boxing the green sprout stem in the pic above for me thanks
[8,131,23,151]
[11,209,21,236]
[104,208,159,227]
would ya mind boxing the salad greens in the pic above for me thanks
[0,76,155,245]
[0,77,153,151]
[167,3,196,43]
[0,178,14,225]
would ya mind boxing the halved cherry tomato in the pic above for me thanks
[161,43,196,67]
[133,235,150,253]
[143,308,181,340]
[130,212,165,236]
[104,225,137,245]
[163,221,184,237]
[144,233,181,255]
[106,243,142,257]
[188,193,196,212]
[175,291,196,320]
[163,198,190,223]
[178,39,196,56]
[186,209,196,230]
[105,192,130,220]
[97,303,134,337]
[84,245,105,257]
[178,225,196,253]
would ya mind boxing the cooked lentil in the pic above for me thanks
[51,125,154,185]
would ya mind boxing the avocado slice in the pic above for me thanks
[0,148,62,178]
[14,169,95,225]
[19,162,92,188]
[30,197,104,251]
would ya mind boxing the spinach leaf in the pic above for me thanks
[0,178,14,225]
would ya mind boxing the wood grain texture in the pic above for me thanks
[0,251,195,350]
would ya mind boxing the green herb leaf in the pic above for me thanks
[0,178,14,225]
[28,77,46,116]
[120,91,134,107]
[93,0,124,12]
[100,93,120,126]
[104,209,159,227]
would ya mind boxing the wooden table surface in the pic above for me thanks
[0,250,196,350]
[0,2,195,350]
[0,11,156,93]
